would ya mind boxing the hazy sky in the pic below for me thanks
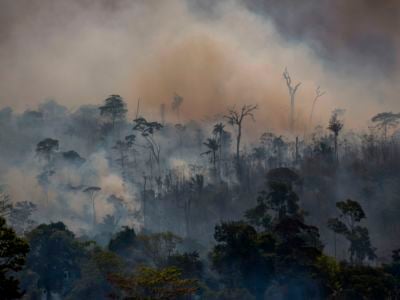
[0,0,399,130]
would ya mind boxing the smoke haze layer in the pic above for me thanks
[0,0,399,131]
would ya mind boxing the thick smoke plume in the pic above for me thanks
[0,0,399,132]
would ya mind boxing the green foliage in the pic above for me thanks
[67,247,123,300]
[336,263,395,299]
[211,221,275,299]
[132,117,163,137]
[26,222,87,294]
[108,226,137,256]
[108,266,198,300]
[166,252,203,279]
[336,199,366,223]
[315,255,341,295]
[328,199,376,264]
[99,95,127,127]
[0,217,29,299]
[245,178,300,228]
[327,218,348,235]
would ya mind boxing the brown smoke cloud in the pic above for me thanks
[0,0,399,133]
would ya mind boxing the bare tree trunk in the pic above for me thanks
[92,196,96,226]
[334,134,338,162]
[143,176,147,228]
[290,94,295,132]
[236,125,242,164]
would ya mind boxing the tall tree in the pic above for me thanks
[112,140,131,182]
[83,186,101,226]
[328,199,376,264]
[309,86,326,129]
[132,117,163,175]
[99,94,127,137]
[171,93,184,122]
[371,112,400,142]
[283,68,302,132]
[211,221,275,300]
[213,122,226,173]
[36,138,59,206]
[225,104,258,168]
[36,138,59,164]
[202,137,219,171]
[26,222,86,299]
[327,110,344,162]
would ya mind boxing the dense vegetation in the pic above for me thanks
[1,96,400,299]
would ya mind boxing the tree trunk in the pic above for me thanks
[236,125,242,164]
[290,94,295,132]
[334,134,338,162]
[92,197,96,226]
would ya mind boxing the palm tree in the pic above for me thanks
[213,122,225,172]
[328,111,344,162]
[202,138,219,170]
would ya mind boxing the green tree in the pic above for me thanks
[67,247,123,300]
[0,217,29,299]
[166,252,203,280]
[108,226,137,257]
[26,222,87,298]
[328,199,376,264]
[99,95,127,134]
[246,181,300,227]
[210,221,275,300]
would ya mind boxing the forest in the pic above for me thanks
[1,91,400,299]
[1,0,400,299]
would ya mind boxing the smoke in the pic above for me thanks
[0,0,398,133]
[241,0,400,73]
[1,150,138,233]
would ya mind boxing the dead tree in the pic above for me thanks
[225,104,258,167]
[172,93,184,122]
[309,86,326,128]
[283,68,301,132]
